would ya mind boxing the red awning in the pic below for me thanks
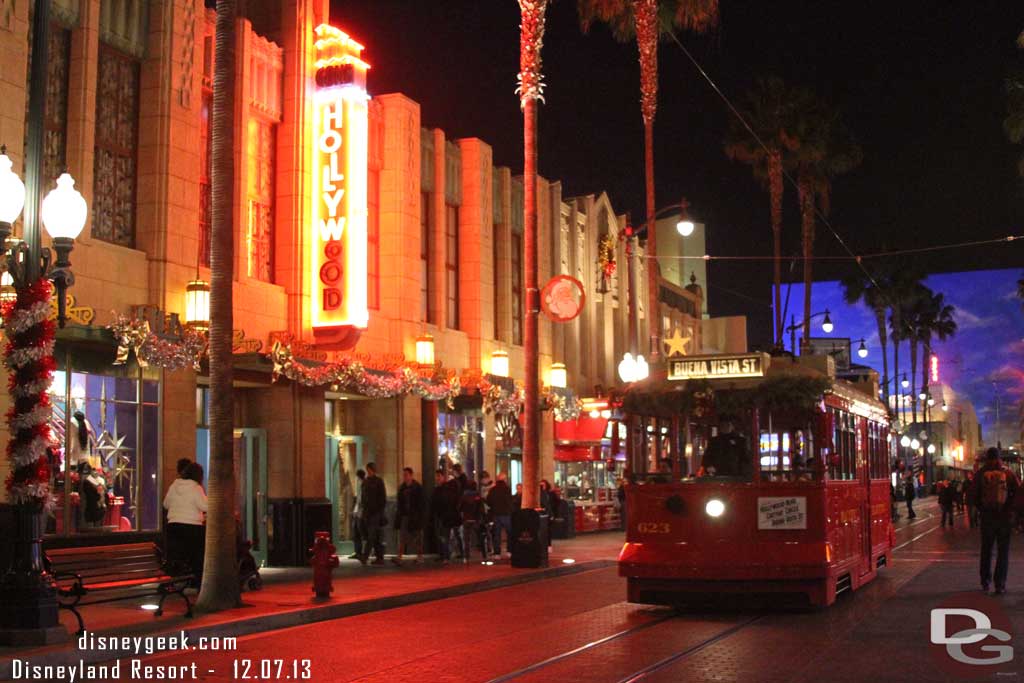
[554,445,601,462]
[554,413,609,442]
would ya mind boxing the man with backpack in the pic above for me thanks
[974,448,1020,594]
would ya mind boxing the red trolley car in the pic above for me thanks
[618,353,893,607]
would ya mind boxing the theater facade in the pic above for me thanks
[0,0,702,561]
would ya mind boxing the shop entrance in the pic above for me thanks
[234,429,269,567]
[325,435,367,553]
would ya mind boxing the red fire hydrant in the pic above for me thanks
[309,531,339,599]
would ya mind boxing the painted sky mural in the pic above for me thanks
[776,268,1023,449]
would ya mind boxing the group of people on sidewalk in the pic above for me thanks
[348,464,561,566]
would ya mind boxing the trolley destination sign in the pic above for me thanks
[667,353,769,381]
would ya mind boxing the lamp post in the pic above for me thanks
[0,0,86,645]
[617,222,649,384]
[786,310,833,355]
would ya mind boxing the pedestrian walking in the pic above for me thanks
[964,471,978,529]
[349,469,366,559]
[359,462,387,565]
[938,480,955,528]
[486,472,513,557]
[616,477,627,531]
[430,468,461,564]
[452,463,468,495]
[954,478,965,514]
[903,474,917,519]
[162,462,207,587]
[975,448,1019,594]
[459,481,487,562]
[479,471,494,501]
[393,467,425,565]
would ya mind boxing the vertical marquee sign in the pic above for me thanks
[311,24,370,347]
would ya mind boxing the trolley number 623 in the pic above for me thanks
[233,658,312,680]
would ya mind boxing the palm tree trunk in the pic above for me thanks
[769,151,783,346]
[517,0,547,511]
[522,95,539,511]
[196,0,239,612]
[876,309,889,411]
[909,337,918,425]
[797,175,814,347]
[892,324,900,420]
[634,0,659,361]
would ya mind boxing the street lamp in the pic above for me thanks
[821,310,833,334]
[675,198,695,237]
[927,443,936,455]
[910,438,920,450]
[856,338,868,359]
[0,163,86,328]
[901,374,910,389]
[900,435,911,448]
[549,362,567,389]
[941,400,948,412]
[184,279,211,331]
[490,349,509,378]
[415,333,435,367]
[786,310,835,353]
[618,352,648,383]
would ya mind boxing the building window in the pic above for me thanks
[445,203,459,330]
[42,25,71,189]
[420,192,433,323]
[47,354,160,536]
[92,45,140,247]
[198,92,212,267]
[511,230,523,346]
[367,167,380,310]
[247,118,275,282]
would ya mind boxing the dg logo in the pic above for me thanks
[929,593,1015,678]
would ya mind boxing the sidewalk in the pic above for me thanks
[0,533,622,677]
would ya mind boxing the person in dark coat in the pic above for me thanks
[393,467,424,565]
[452,463,468,495]
[512,483,523,512]
[459,481,487,562]
[964,472,978,529]
[486,473,513,557]
[938,480,955,528]
[700,417,749,477]
[358,462,387,565]
[974,448,1020,594]
[430,469,461,564]
[903,473,917,519]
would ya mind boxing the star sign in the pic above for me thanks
[663,327,693,357]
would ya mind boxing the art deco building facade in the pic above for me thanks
[0,0,702,560]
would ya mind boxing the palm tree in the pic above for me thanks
[724,77,804,346]
[792,97,861,344]
[902,286,933,425]
[517,0,549,510]
[196,0,239,612]
[577,0,718,359]
[886,267,925,427]
[917,292,957,398]
[841,265,891,408]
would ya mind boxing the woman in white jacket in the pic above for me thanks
[163,462,208,585]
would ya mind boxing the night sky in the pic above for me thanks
[331,1,1024,347]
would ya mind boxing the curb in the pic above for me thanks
[0,559,614,679]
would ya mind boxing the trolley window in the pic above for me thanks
[758,426,819,482]
[828,408,858,481]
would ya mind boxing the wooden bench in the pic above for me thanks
[46,542,193,635]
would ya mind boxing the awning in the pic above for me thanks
[554,412,609,443]
[554,445,601,462]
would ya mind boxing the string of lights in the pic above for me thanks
[644,233,1024,262]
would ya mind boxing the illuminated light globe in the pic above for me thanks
[901,375,909,389]
[705,499,725,518]
[927,444,936,454]
[415,334,435,367]
[185,279,211,331]
[490,349,509,378]
[676,218,695,237]
[942,401,948,412]
[857,339,868,358]
[821,310,833,334]
[900,435,911,448]
[549,362,566,388]
[0,150,26,225]
[618,352,649,383]
[910,438,920,450]
[41,173,88,241]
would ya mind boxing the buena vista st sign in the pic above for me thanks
[668,353,769,381]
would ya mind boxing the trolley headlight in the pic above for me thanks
[705,499,725,518]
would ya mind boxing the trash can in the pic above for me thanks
[510,508,549,568]
[549,499,575,540]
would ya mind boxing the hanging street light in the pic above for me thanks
[856,338,868,359]
[549,362,567,388]
[185,279,211,332]
[942,400,948,412]
[901,374,910,389]
[820,310,833,334]
[675,197,695,237]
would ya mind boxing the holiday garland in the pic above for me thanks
[480,377,525,416]
[110,315,207,371]
[270,342,461,408]
[516,0,548,105]
[542,386,583,422]
[3,279,57,508]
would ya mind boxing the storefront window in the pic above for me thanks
[554,461,618,504]
[438,410,484,481]
[47,348,160,536]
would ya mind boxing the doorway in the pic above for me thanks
[325,435,367,553]
[234,428,269,567]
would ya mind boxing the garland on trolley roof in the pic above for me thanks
[270,342,461,408]
[622,375,832,420]
[3,278,57,508]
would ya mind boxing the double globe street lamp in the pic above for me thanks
[0,149,86,327]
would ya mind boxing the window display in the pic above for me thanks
[46,349,160,535]
[438,410,484,481]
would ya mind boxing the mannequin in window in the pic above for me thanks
[68,411,98,469]
[78,461,107,527]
